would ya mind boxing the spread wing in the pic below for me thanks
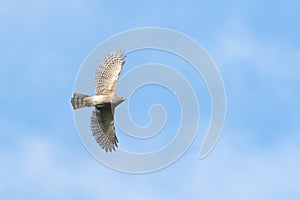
[94,50,126,95]
[91,106,118,152]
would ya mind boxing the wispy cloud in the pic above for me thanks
[0,131,167,200]
[1,127,299,200]
[1,1,300,199]
[183,131,300,200]
[209,21,300,142]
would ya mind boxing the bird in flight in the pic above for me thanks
[71,50,126,152]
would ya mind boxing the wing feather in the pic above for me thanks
[90,107,118,152]
[94,50,126,95]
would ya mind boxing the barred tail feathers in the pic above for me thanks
[71,93,90,110]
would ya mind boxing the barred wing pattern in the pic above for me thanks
[91,106,118,152]
[94,50,126,95]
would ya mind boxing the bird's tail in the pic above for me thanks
[71,93,90,110]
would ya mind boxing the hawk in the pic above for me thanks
[71,50,126,152]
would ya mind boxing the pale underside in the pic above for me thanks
[91,50,125,152]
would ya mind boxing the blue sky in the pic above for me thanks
[1,0,300,199]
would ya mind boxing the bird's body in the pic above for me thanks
[71,50,126,152]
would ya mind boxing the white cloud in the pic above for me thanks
[212,20,300,78]
[0,135,165,200]
[1,128,299,200]
[182,132,300,200]
[208,21,300,137]
[1,3,300,200]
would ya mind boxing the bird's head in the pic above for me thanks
[112,96,125,107]
[120,97,126,102]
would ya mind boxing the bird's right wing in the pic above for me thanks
[94,50,126,96]
[90,106,118,152]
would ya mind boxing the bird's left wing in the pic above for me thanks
[90,106,118,152]
[94,50,126,96]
